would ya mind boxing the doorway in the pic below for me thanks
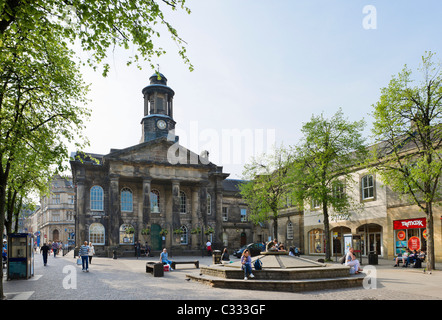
[150,224,162,251]
[52,229,59,242]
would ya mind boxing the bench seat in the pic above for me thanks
[170,260,199,269]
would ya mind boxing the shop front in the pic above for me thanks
[393,217,427,256]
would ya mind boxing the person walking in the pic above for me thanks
[79,241,90,272]
[40,243,50,266]
[88,242,95,265]
[52,241,59,258]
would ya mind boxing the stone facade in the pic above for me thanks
[33,175,75,246]
[70,74,253,256]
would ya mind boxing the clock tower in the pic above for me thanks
[141,73,177,143]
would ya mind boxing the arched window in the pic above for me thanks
[207,194,212,215]
[120,224,134,244]
[121,187,133,212]
[90,186,104,211]
[89,223,105,245]
[180,191,187,214]
[180,225,188,245]
[151,189,160,213]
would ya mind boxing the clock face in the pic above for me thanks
[157,119,167,130]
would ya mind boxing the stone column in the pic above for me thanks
[171,180,180,229]
[75,179,85,247]
[199,183,208,226]
[191,186,200,249]
[215,190,223,246]
[142,178,151,225]
[109,176,120,247]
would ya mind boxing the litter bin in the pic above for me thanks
[368,251,378,265]
[212,250,222,264]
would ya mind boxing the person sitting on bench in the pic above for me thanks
[394,248,409,267]
[404,250,417,267]
[159,248,173,270]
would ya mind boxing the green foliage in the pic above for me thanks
[240,145,294,237]
[0,0,193,76]
[369,51,442,271]
[370,51,442,207]
[289,108,367,219]
[288,109,367,259]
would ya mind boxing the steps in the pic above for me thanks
[186,253,365,292]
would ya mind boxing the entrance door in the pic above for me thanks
[368,233,381,254]
[52,229,59,242]
[150,224,162,251]
[240,232,247,246]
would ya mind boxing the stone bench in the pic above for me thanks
[146,262,164,277]
[170,260,199,270]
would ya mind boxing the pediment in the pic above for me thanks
[104,137,213,167]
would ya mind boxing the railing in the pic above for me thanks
[62,245,75,256]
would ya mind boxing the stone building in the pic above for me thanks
[70,74,251,256]
[34,175,76,246]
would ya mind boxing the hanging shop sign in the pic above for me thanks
[393,218,426,230]
[408,236,421,251]
[423,229,427,240]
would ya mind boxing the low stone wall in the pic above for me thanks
[200,265,351,280]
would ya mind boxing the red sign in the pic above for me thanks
[393,218,426,230]
[397,231,406,241]
[423,229,427,240]
[408,236,421,251]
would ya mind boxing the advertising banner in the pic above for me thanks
[393,218,426,230]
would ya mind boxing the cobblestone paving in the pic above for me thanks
[3,252,442,300]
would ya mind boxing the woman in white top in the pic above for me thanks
[88,242,95,264]
[345,247,362,274]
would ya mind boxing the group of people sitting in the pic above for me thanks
[394,248,426,268]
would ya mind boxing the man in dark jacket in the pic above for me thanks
[40,243,50,266]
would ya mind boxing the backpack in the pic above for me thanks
[254,258,262,270]
[339,255,346,264]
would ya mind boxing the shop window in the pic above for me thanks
[309,229,325,254]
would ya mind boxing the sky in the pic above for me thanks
[72,0,442,179]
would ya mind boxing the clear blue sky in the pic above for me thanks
[76,0,442,179]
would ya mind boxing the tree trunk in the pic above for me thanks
[0,179,7,300]
[272,212,278,241]
[323,204,331,261]
[426,202,435,271]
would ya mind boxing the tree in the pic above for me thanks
[0,26,90,300]
[0,0,193,300]
[0,0,193,75]
[240,145,294,240]
[289,109,367,261]
[370,52,442,271]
